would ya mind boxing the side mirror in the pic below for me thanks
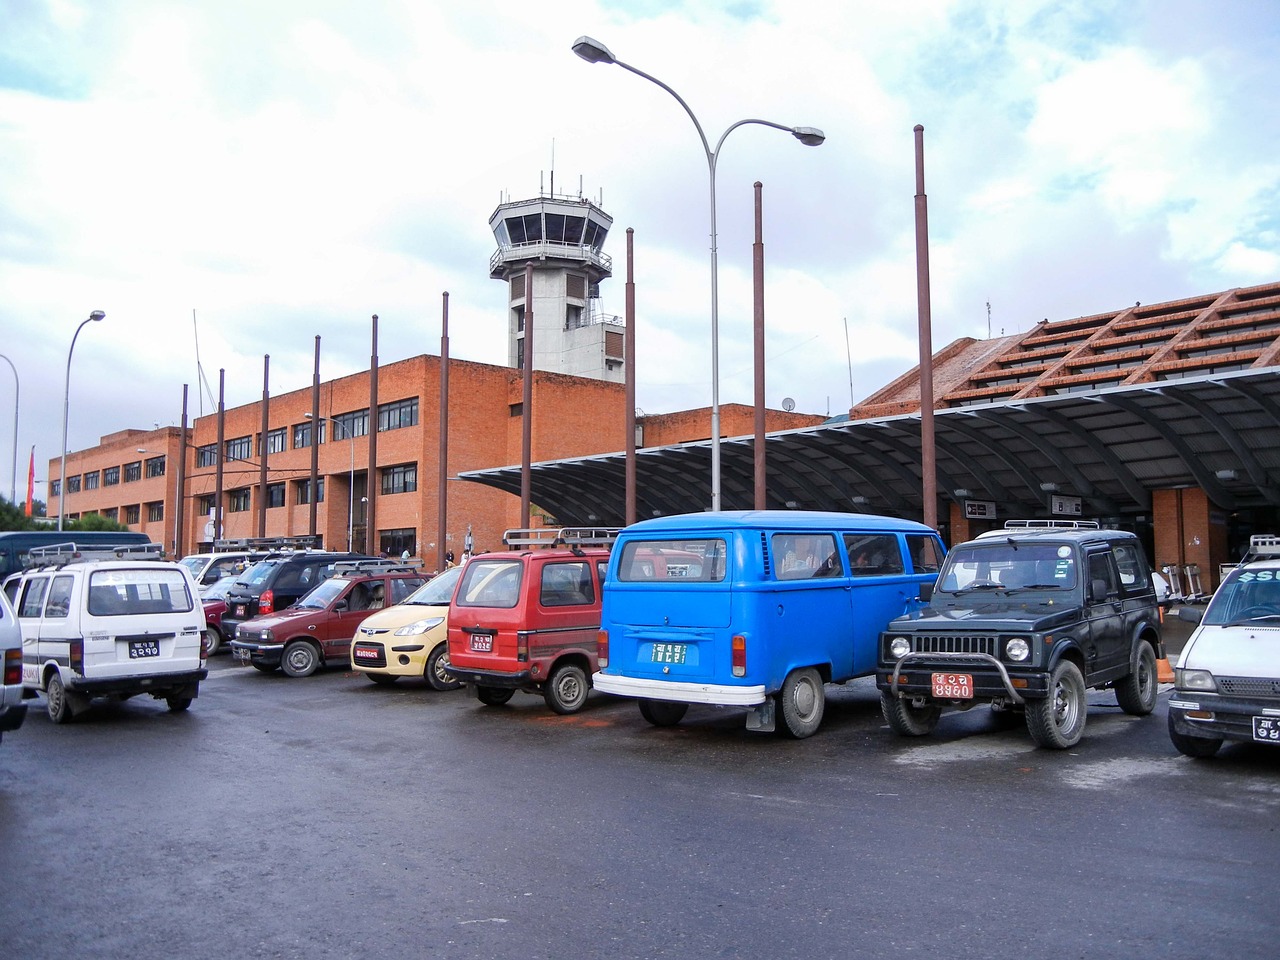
[1090,578,1112,602]
[1178,606,1203,624]
[918,581,934,603]
[334,599,348,612]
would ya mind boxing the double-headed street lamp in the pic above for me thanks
[572,36,824,511]
[58,310,105,531]
[305,413,355,552]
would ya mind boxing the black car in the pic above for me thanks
[876,521,1165,749]
[220,551,376,637]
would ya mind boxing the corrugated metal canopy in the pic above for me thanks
[458,368,1280,525]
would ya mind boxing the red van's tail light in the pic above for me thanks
[259,589,274,614]
[597,630,609,668]
[517,630,529,663]
[70,640,84,676]
[731,634,747,677]
[3,648,21,685]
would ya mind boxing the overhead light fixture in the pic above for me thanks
[1039,482,1059,493]
[953,488,971,499]
[1215,469,1238,481]
[850,495,868,505]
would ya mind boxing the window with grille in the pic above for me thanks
[147,501,164,522]
[295,478,325,504]
[225,437,251,461]
[378,398,419,432]
[229,489,251,512]
[104,466,120,486]
[125,504,140,525]
[381,464,417,495]
[195,445,216,468]
[84,471,100,490]
[145,456,166,478]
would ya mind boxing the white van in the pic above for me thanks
[14,543,207,723]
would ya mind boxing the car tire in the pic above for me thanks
[544,663,590,715]
[1114,640,1158,716]
[990,703,1024,729]
[281,640,321,678]
[476,685,514,706]
[880,690,942,736]
[166,696,192,712]
[778,667,825,739]
[204,627,222,657]
[1168,711,1222,758]
[251,662,277,673]
[638,699,688,727]
[424,643,462,692]
[366,673,398,686]
[1026,660,1087,749]
[46,673,74,725]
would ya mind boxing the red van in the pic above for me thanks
[443,529,614,714]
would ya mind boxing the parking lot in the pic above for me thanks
[2,628,1278,960]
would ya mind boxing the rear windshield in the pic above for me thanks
[239,559,281,586]
[88,569,195,616]
[455,559,523,608]
[617,539,726,582]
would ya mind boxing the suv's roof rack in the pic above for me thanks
[502,527,620,548]
[329,559,420,575]
[25,542,165,568]
[213,535,323,551]
[1240,535,1280,562]
[1003,520,1100,530]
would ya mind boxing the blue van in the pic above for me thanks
[594,510,945,738]
[0,530,153,584]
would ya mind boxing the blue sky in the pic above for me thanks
[1,0,1277,500]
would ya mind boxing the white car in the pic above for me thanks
[0,588,28,743]
[1168,535,1280,758]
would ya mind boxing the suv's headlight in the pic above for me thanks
[1177,668,1217,692]
[395,617,445,637]
[888,637,912,659]
[1005,638,1030,662]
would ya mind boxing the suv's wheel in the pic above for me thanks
[476,685,514,706]
[1026,660,1087,748]
[424,643,462,692]
[46,673,74,725]
[544,663,590,715]
[1168,711,1223,758]
[1114,640,1158,715]
[778,667,825,739]
[281,640,321,678]
[204,627,222,657]
[881,690,942,736]
[638,699,688,727]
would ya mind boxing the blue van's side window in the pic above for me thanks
[844,533,905,576]
[906,534,944,574]
[772,534,837,580]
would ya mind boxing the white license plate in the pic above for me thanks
[234,605,246,617]
[1253,716,1280,743]
[651,642,687,664]
[352,646,380,660]
[469,634,493,652]
[233,647,251,663]
[932,672,973,698]
[128,640,160,659]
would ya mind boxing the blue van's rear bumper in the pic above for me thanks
[593,672,766,705]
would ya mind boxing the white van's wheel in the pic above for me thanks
[281,640,321,678]
[639,699,688,727]
[778,667,825,739]
[46,674,73,724]
[204,628,222,656]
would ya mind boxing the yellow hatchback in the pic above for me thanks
[349,565,464,689]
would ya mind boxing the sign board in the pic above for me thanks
[1050,495,1083,517]
[964,500,997,520]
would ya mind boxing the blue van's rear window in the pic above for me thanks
[618,540,726,582]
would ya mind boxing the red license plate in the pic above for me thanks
[469,634,493,652]
[932,672,973,698]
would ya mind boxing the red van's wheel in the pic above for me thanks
[544,663,590,715]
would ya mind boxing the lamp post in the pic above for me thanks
[572,35,824,510]
[305,413,355,551]
[0,352,17,505]
[58,310,105,531]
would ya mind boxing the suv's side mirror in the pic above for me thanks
[1178,606,1204,624]
[1089,578,1112,602]
[918,581,934,603]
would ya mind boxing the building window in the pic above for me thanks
[145,456,166,478]
[50,480,60,496]
[195,445,217,468]
[259,428,286,456]
[509,402,523,418]
[295,478,325,505]
[566,304,583,329]
[83,471,100,490]
[196,494,215,516]
[103,466,120,486]
[333,410,368,440]
[225,437,251,461]
[124,504,140,525]
[293,421,324,448]
[124,460,142,482]
[380,528,416,558]
[378,398,419,432]
[147,501,164,522]
[101,507,118,522]
[228,488,251,513]
[515,337,525,369]
[66,476,81,493]
[381,464,417,495]
[513,304,525,333]
[266,483,285,509]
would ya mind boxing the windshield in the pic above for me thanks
[404,565,463,605]
[239,559,281,587]
[179,556,206,577]
[937,541,1077,593]
[1202,568,1280,625]
[296,578,348,609]
[203,577,238,601]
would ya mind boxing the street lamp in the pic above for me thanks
[0,352,17,505]
[572,35,824,510]
[58,310,105,531]
[305,413,355,552]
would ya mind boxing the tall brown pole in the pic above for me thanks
[914,124,938,530]
[437,292,450,569]
[520,263,533,530]
[367,314,379,554]
[175,384,188,558]
[752,181,767,510]
[309,336,320,540]
[624,228,636,527]
[258,354,269,537]
[214,369,225,546]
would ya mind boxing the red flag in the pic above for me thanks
[24,446,34,516]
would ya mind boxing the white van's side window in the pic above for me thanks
[19,577,48,618]
[845,534,905,576]
[45,576,74,618]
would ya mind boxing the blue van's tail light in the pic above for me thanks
[731,634,747,677]
[597,630,609,668]
[70,639,84,676]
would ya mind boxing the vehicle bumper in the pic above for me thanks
[592,672,767,706]
[0,702,28,735]
[444,665,534,689]
[230,640,285,666]
[351,641,430,677]
[877,652,1049,704]
[67,670,206,698]
[1168,693,1280,745]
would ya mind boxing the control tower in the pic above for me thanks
[488,191,623,382]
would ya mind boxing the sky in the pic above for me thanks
[1,0,1278,503]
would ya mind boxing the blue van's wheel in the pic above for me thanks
[639,699,688,727]
[778,668,825,739]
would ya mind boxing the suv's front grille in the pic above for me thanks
[903,633,1000,657]
[1217,676,1280,698]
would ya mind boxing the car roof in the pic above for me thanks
[971,528,1138,546]
[623,510,937,536]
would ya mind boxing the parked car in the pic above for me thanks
[1168,534,1280,758]
[219,550,376,638]
[350,564,465,688]
[230,562,427,677]
[13,543,206,723]
[444,528,615,714]
[0,588,27,743]
[179,535,321,594]
[594,510,946,738]
[200,576,240,655]
[877,520,1164,749]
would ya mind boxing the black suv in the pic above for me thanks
[220,551,376,637]
[876,521,1164,749]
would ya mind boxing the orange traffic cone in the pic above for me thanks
[1158,655,1175,684]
